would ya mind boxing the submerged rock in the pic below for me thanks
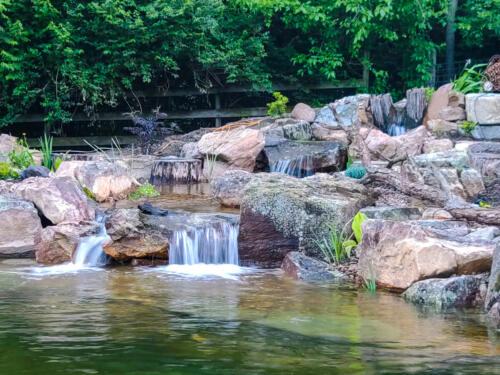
[403,274,488,309]
[357,219,495,290]
[239,173,374,267]
[0,195,42,258]
[281,252,346,282]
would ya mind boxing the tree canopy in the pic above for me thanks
[0,0,498,127]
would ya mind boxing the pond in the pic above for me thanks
[0,261,498,375]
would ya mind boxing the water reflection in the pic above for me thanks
[0,261,498,375]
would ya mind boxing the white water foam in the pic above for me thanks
[156,263,249,280]
[30,214,110,275]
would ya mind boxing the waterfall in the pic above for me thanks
[72,215,110,267]
[269,156,314,178]
[150,158,204,184]
[387,124,407,136]
[168,220,239,265]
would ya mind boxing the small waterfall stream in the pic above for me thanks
[168,219,239,265]
[72,215,110,267]
[269,156,314,178]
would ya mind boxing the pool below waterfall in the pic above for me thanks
[0,261,499,375]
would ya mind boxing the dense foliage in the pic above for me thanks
[0,0,498,127]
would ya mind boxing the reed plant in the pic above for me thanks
[40,133,53,170]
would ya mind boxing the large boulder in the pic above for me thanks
[424,84,453,125]
[103,208,169,261]
[291,103,316,123]
[0,195,42,258]
[311,123,349,144]
[211,169,255,207]
[281,252,346,282]
[357,219,496,290]
[466,93,500,125]
[56,160,139,202]
[403,274,488,309]
[10,177,95,224]
[239,173,375,267]
[426,119,459,136]
[485,243,500,324]
[35,221,101,264]
[197,127,265,178]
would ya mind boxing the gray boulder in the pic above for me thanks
[290,103,316,123]
[20,165,50,180]
[403,274,488,309]
[359,206,422,221]
[211,169,256,207]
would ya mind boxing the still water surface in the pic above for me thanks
[0,261,498,375]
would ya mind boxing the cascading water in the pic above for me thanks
[269,156,314,178]
[168,220,239,266]
[72,214,110,267]
[387,124,407,136]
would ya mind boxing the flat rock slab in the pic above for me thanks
[282,251,346,282]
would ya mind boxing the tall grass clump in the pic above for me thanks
[452,63,487,94]
[40,133,53,170]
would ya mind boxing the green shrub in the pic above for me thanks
[345,165,367,179]
[461,120,477,136]
[267,92,289,116]
[453,63,487,94]
[0,162,19,179]
[40,134,53,170]
[129,183,160,199]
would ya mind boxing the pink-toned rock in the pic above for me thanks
[197,128,265,176]
[311,123,349,144]
[448,90,465,108]
[357,219,495,290]
[358,126,429,161]
[424,83,452,125]
[438,106,466,122]
[0,195,42,258]
[57,160,139,202]
[0,134,20,157]
[291,103,316,123]
[12,177,95,224]
[35,221,101,264]
[426,119,459,135]
[423,139,454,154]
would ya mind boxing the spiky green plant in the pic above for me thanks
[362,263,377,292]
[40,134,53,170]
[345,165,367,179]
[452,63,487,94]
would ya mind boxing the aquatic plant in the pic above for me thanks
[315,222,355,264]
[8,134,34,170]
[205,153,219,181]
[40,134,53,170]
[130,183,160,199]
[267,92,289,116]
[362,263,377,292]
[0,162,19,179]
[453,63,487,94]
[352,212,368,243]
[461,120,477,136]
[345,165,367,179]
